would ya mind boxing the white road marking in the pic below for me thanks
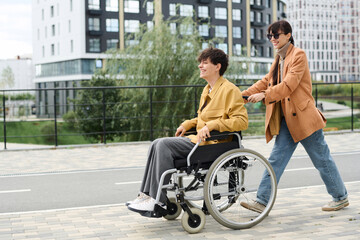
[115,181,141,185]
[285,167,315,172]
[0,189,31,194]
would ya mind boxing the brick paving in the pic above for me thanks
[0,131,359,239]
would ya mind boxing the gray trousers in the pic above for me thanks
[140,137,195,203]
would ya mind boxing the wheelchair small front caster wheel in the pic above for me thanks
[181,208,206,234]
[163,197,182,220]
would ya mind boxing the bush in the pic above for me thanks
[62,111,78,129]
[40,122,55,143]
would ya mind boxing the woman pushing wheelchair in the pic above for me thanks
[127,47,249,213]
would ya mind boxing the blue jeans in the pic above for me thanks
[256,118,348,206]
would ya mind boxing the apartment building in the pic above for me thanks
[286,0,340,83]
[32,0,286,116]
[338,0,360,82]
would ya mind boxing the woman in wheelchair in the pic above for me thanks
[126,47,249,213]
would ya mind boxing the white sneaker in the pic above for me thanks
[128,198,166,212]
[125,192,150,206]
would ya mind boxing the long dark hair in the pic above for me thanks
[268,20,294,85]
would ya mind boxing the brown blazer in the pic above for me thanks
[242,44,326,143]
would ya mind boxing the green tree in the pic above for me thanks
[74,72,128,143]
[89,17,248,141]
[104,17,206,140]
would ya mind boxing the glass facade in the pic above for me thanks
[35,59,102,78]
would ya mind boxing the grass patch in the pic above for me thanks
[0,121,94,145]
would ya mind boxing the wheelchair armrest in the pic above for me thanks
[205,131,233,141]
[185,128,241,141]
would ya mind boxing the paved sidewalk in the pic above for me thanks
[0,132,359,239]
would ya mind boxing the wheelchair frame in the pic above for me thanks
[137,131,277,233]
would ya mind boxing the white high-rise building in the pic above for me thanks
[338,0,360,82]
[286,0,339,83]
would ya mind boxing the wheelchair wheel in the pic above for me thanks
[163,197,182,220]
[181,208,206,234]
[204,148,277,230]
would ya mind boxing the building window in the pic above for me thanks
[233,27,241,38]
[250,28,255,39]
[170,23,176,34]
[89,39,100,52]
[70,40,74,53]
[216,0,226,2]
[233,9,241,21]
[42,9,44,20]
[198,6,209,18]
[124,20,139,33]
[107,39,118,49]
[250,11,255,22]
[217,43,228,54]
[106,0,118,12]
[124,0,139,13]
[266,14,271,24]
[147,21,154,30]
[106,19,119,32]
[251,46,256,57]
[199,24,209,37]
[215,25,227,38]
[215,8,227,20]
[70,0,73,11]
[52,24,55,36]
[88,0,100,10]
[45,26,47,38]
[147,2,154,15]
[233,0,241,3]
[256,0,262,5]
[42,46,45,57]
[257,12,262,22]
[126,40,139,46]
[234,44,242,56]
[68,20,71,33]
[51,44,55,56]
[180,24,193,35]
[169,3,176,16]
[89,18,100,31]
[180,4,193,17]
[50,6,54,17]
[37,29,40,40]
[57,42,60,55]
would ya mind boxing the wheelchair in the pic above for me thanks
[135,131,277,234]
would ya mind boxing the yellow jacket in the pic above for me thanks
[181,77,248,145]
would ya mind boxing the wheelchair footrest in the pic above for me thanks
[127,204,167,218]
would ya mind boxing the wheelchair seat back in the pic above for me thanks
[174,136,241,170]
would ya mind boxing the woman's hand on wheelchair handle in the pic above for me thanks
[197,125,211,143]
[175,125,187,137]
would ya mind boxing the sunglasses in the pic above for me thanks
[267,33,285,40]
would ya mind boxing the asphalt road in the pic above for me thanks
[0,152,359,214]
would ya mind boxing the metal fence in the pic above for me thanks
[1,82,359,149]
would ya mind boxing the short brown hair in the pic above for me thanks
[197,47,229,76]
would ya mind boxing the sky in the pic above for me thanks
[0,0,32,59]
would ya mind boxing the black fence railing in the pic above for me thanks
[1,82,359,150]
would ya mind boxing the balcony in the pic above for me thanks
[88,30,103,36]
[88,9,102,15]
[251,39,267,45]
[197,0,212,4]
[251,21,267,27]
[250,4,266,10]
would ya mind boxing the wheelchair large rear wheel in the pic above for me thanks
[204,149,277,230]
